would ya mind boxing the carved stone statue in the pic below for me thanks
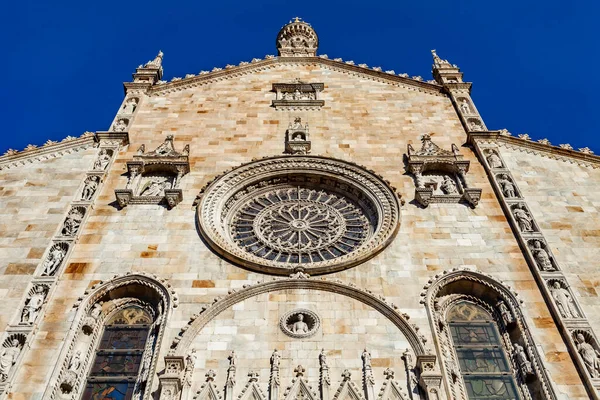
[486,150,503,168]
[90,302,103,319]
[459,99,471,114]
[82,176,99,201]
[291,117,303,130]
[530,240,554,271]
[270,349,280,368]
[112,119,128,132]
[290,313,309,334]
[93,149,111,170]
[62,209,83,236]
[68,350,81,372]
[122,98,138,114]
[469,120,483,130]
[498,301,514,326]
[440,175,458,194]
[513,343,533,376]
[20,286,46,324]
[0,339,22,382]
[550,282,579,318]
[42,245,66,276]
[576,333,600,378]
[140,177,172,197]
[497,174,516,198]
[513,205,533,232]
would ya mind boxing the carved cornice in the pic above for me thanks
[0,133,96,170]
[147,57,444,97]
[468,131,600,169]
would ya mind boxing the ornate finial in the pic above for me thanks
[277,18,318,57]
[145,50,164,68]
[361,349,372,367]
[383,368,394,380]
[341,369,352,381]
[319,349,327,366]
[206,370,216,382]
[294,365,306,377]
[431,49,451,68]
[228,350,236,365]
[248,371,259,382]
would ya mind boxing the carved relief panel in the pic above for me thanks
[115,135,190,209]
[272,81,324,110]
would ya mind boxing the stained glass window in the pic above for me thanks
[82,306,152,400]
[448,301,520,400]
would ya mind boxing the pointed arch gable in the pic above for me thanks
[171,276,426,357]
[421,268,557,400]
[44,272,177,400]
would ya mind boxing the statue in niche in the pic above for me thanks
[513,343,533,375]
[459,99,471,114]
[469,120,483,130]
[293,88,302,100]
[0,338,22,382]
[82,176,99,201]
[140,176,172,197]
[576,333,600,378]
[486,150,503,169]
[68,351,81,372]
[112,119,128,132]
[42,245,66,276]
[62,209,83,236]
[93,149,111,170]
[122,98,138,114]
[550,282,579,318]
[440,175,458,194]
[270,349,281,368]
[497,301,514,326]
[513,204,534,232]
[20,286,46,324]
[289,313,309,334]
[530,240,554,271]
[497,174,516,198]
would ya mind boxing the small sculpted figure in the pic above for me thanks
[460,99,471,114]
[498,174,516,198]
[112,119,128,132]
[530,240,554,271]
[20,286,46,324]
[513,343,533,375]
[93,149,111,170]
[550,282,579,318]
[122,98,138,114]
[290,313,309,334]
[486,150,503,168]
[82,176,99,201]
[440,175,458,194]
[42,246,66,276]
[513,205,533,232]
[141,177,171,197]
[576,333,600,377]
[0,339,21,382]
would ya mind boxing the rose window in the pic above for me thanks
[196,156,400,275]
[232,187,370,263]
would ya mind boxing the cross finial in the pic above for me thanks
[341,369,351,381]
[294,17,301,22]
[248,371,259,382]
[383,368,395,380]
[294,365,306,377]
[206,370,216,381]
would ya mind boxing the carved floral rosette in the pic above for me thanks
[196,156,400,275]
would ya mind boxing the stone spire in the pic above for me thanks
[276,18,319,57]
[430,49,464,86]
[131,50,164,86]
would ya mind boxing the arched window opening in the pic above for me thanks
[448,301,520,400]
[82,305,155,400]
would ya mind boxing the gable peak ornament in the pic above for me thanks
[277,18,318,57]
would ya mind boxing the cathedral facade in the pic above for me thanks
[1,18,599,400]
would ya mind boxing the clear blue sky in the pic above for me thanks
[2,0,598,154]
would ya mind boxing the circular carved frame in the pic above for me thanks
[279,308,320,338]
[196,156,401,275]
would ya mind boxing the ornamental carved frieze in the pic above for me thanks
[115,135,189,209]
[406,135,482,207]
[272,81,324,110]
[195,156,401,275]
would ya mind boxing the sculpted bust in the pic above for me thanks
[280,309,320,338]
[290,313,309,334]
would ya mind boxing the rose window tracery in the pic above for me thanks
[232,187,370,263]
[196,156,400,275]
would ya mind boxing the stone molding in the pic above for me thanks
[470,135,600,398]
[195,155,401,275]
[169,275,425,358]
[147,57,444,97]
[420,268,558,400]
[469,131,600,169]
[0,133,96,171]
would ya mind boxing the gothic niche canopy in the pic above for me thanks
[196,156,400,275]
[406,134,482,208]
[114,135,190,209]
[284,117,311,155]
[276,17,318,57]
